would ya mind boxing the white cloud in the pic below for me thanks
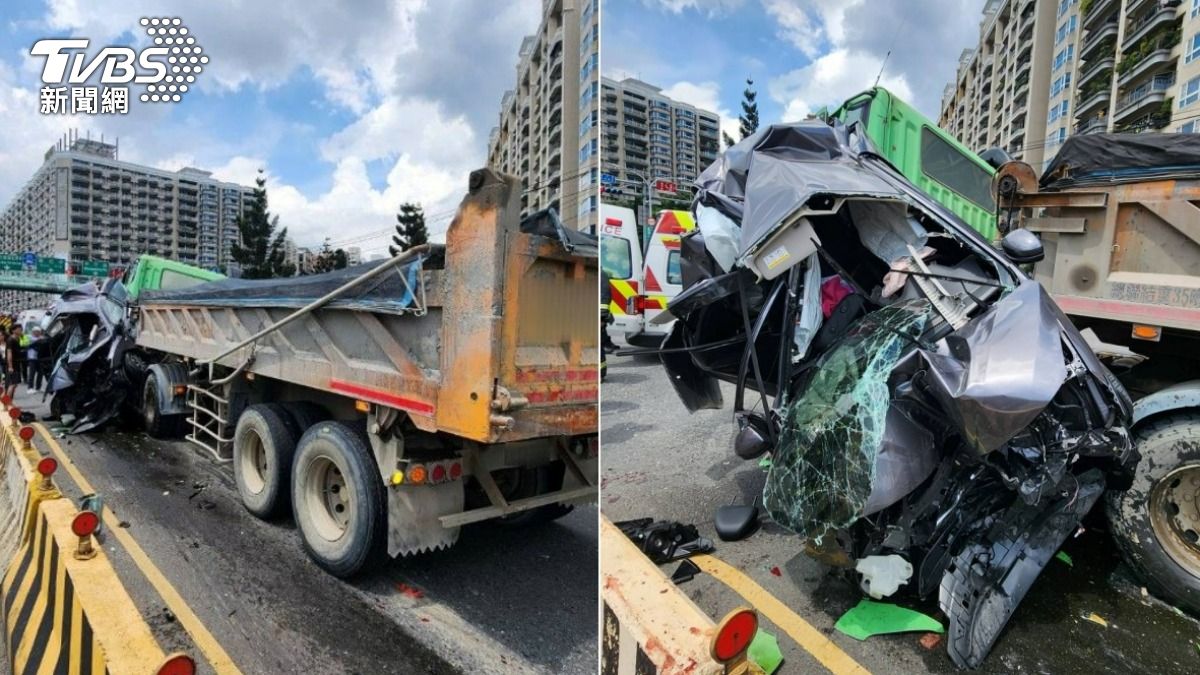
[661,80,741,142]
[0,0,542,258]
[770,48,911,121]
[643,0,747,16]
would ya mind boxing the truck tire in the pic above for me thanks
[492,463,573,528]
[234,404,300,519]
[280,401,329,435]
[291,421,386,578]
[143,375,185,438]
[1107,413,1200,616]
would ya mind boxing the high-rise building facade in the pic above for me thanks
[939,0,1062,169]
[487,0,600,232]
[0,136,253,308]
[943,0,1196,170]
[599,76,721,200]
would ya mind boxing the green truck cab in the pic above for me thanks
[832,87,999,240]
[122,255,224,302]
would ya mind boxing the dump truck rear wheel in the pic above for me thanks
[143,376,184,438]
[280,401,329,435]
[1107,413,1200,616]
[292,421,386,578]
[493,463,573,527]
[234,404,300,519]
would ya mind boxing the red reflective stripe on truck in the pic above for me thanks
[525,388,598,403]
[1055,295,1200,326]
[328,379,435,416]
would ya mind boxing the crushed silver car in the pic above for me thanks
[658,122,1137,668]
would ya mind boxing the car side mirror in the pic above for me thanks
[1001,228,1044,264]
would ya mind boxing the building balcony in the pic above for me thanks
[1122,9,1178,53]
[1080,23,1118,60]
[1118,48,1176,87]
[1078,57,1115,89]
[1076,116,1108,134]
[1085,0,1115,27]
[1075,86,1112,118]
[1113,73,1175,124]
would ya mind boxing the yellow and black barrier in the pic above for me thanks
[0,401,195,675]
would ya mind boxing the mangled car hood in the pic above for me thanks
[696,122,909,264]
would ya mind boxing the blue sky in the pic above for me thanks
[0,0,542,253]
[602,0,983,139]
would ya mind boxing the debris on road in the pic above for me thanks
[670,559,701,585]
[834,599,944,641]
[616,518,714,563]
[395,582,425,600]
[1084,613,1109,628]
[747,628,783,674]
[1055,551,1074,567]
[919,632,943,650]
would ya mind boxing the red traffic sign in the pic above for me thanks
[654,179,677,194]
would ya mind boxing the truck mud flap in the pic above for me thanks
[940,468,1106,669]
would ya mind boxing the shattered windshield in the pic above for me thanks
[764,299,933,542]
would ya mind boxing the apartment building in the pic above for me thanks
[599,76,721,201]
[487,0,599,232]
[940,0,1062,169]
[943,0,1199,170]
[0,134,253,308]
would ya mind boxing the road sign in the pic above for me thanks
[36,258,66,274]
[80,260,110,277]
[654,180,677,194]
[0,254,22,272]
[601,173,616,186]
[22,252,36,268]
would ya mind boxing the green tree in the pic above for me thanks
[230,171,294,279]
[389,203,429,256]
[739,77,759,139]
[310,238,348,273]
[722,131,737,149]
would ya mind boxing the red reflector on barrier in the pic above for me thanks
[36,457,57,477]
[157,652,196,675]
[71,510,99,537]
[711,608,758,663]
[8,407,21,419]
[0,395,10,406]
[18,426,35,441]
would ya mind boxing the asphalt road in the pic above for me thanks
[601,351,1200,674]
[12,388,597,675]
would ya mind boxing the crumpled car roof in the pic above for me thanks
[696,122,905,258]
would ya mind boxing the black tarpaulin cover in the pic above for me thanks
[1041,133,1200,188]
[142,257,426,315]
[695,122,904,259]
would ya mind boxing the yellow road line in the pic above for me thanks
[692,554,871,675]
[36,424,243,674]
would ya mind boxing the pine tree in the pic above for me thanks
[722,131,737,149]
[389,203,429,256]
[229,171,294,279]
[739,78,759,140]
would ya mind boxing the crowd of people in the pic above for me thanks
[0,321,52,400]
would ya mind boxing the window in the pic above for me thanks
[1179,120,1197,133]
[1052,44,1074,71]
[1193,0,1200,18]
[919,127,995,210]
[1189,34,1200,64]
[666,250,682,285]
[601,234,632,279]
[1050,72,1072,96]
[1055,16,1077,44]
[159,269,210,290]
[1183,76,1200,108]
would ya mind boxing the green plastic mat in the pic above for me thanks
[748,628,783,674]
[834,599,944,641]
